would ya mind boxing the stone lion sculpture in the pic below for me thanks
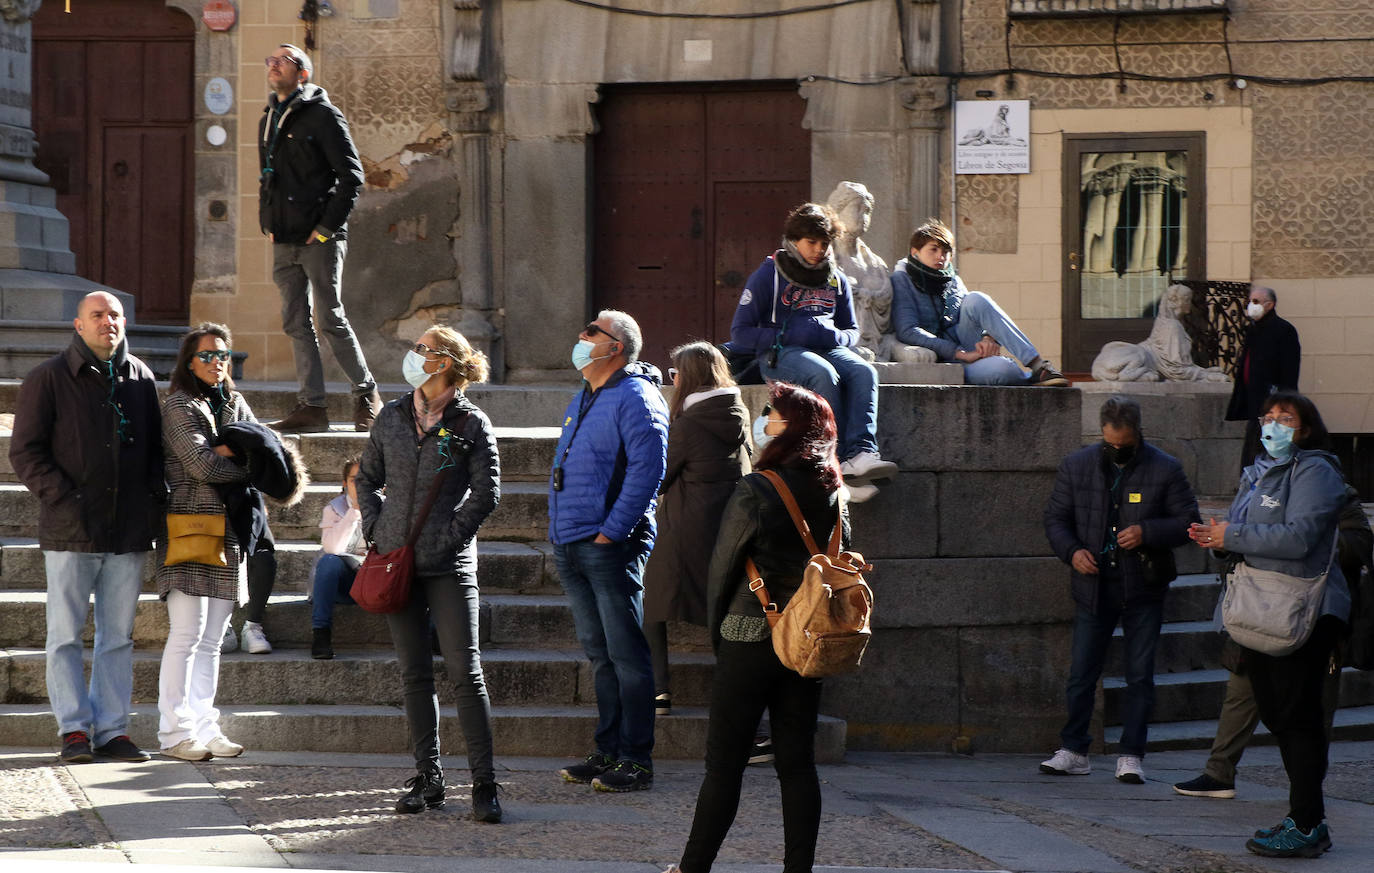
[1091,283,1229,383]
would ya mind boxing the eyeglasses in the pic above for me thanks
[583,323,624,344]
[1259,414,1299,427]
[761,403,789,423]
[194,350,233,364]
[413,342,456,360]
[264,56,300,69]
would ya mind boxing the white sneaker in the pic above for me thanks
[1115,755,1145,784]
[205,736,244,758]
[1039,748,1091,775]
[241,621,272,655]
[220,623,238,653]
[161,739,212,761]
[842,481,879,504]
[840,451,898,482]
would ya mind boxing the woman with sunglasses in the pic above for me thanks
[642,342,751,717]
[155,323,256,761]
[1189,391,1351,858]
[666,382,849,873]
[356,325,503,823]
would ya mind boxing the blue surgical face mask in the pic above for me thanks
[402,349,432,389]
[752,414,773,450]
[571,339,609,371]
[1261,420,1296,460]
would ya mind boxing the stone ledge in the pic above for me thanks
[1009,0,1227,16]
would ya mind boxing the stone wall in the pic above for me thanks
[818,385,1082,752]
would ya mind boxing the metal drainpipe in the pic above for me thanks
[948,78,958,264]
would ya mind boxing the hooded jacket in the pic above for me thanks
[257,83,364,243]
[10,333,164,553]
[213,421,308,558]
[1224,448,1352,622]
[1044,439,1199,613]
[730,255,860,356]
[547,366,669,546]
[356,390,500,578]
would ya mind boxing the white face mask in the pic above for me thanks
[752,414,773,450]
[402,349,432,389]
[1246,302,1266,320]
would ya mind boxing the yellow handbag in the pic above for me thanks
[164,513,228,567]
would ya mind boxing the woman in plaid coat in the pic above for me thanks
[154,323,255,761]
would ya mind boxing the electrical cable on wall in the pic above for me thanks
[558,0,875,19]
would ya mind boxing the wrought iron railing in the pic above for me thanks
[1174,279,1250,376]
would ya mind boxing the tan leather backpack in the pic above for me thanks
[745,470,874,678]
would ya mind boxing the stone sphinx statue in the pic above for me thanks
[1092,283,1229,383]
[827,181,934,363]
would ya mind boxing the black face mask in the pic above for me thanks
[1103,442,1136,466]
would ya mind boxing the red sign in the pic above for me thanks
[202,0,237,32]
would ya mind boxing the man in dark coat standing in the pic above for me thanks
[258,43,381,433]
[9,291,165,764]
[1226,285,1300,469]
[1040,395,1199,785]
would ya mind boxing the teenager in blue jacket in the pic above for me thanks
[730,203,896,500]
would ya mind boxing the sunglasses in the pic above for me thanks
[667,368,678,383]
[264,56,301,69]
[583,323,624,344]
[761,403,789,423]
[194,350,233,364]
[413,342,456,360]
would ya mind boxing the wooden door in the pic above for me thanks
[32,1,195,323]
[593,85,810,370]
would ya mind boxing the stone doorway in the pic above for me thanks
[31,0,195,324]
[592,84,810,370]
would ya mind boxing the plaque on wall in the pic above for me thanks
[955,100,1030,175]
[202,0,236,32]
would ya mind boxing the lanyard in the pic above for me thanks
[553,386,602,478]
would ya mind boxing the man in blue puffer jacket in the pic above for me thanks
[549,310,668,793]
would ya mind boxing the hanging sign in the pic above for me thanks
[955,100,1031,174]
[202,0,237,32]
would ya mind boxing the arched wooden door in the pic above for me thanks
[32,0,195,323]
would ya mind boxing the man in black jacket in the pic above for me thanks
[9,291,165,765]
[1226,285,1300,469]
[258,44,380,433]
[1040,395,1199,784]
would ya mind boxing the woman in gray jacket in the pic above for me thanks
[1190,391,1350,858]
[356,324,502,823]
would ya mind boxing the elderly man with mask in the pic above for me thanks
[1225,285,1301,469]
[549,310,669,793]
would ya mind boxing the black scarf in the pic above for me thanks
[192,376,231,418]
[775,246,834,290]
[904,258,958,299]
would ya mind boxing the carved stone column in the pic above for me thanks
[902,81,949,230]
[444,0,504,377]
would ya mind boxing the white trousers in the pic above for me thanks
[157,589,234,748]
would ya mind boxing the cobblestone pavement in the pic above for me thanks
[2,744,1372,872]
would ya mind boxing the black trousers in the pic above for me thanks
[1246,616,1342,830]
[678,639,822,873]
[244,548,276,624]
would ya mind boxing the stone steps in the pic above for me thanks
[0,646,718,709]
[0,538,563,595]
[0,591,713,652]
[0,480,552,541]
[1104,667,1374,726]
[1107,704,1374,751]
[0,702,848,762]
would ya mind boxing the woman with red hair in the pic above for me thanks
[666,382,849,873]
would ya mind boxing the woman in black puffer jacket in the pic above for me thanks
[670,382,849,873]
[356,324,502,824]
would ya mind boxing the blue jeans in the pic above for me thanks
[311,554,358,629]
[554,537,655,767]
[43,550,145,745]
[1060,579,1163,758]
[950,291,1038,385]
[760,346,878,460]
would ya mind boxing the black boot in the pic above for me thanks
[311,627,333,660]
[395,764,444,814]
[472,777,502,823]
